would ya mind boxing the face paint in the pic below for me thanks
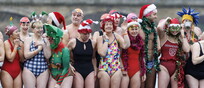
[169,26,181,32]
[45,24,63,49]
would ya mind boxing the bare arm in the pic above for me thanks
[157,18,170,39]
[92,31,100,42]
[97,36,109,57]
[91,40,97,72]
[62,30,70,46]
[0,39,5,62]
[115,33,130,49]
[43,38,51,59]
[24,37,42,59]
[192,42,204,65]
[4,41,18,62]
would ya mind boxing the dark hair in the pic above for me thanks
[52,21,57,27]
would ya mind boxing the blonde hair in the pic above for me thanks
[31,21,43,29]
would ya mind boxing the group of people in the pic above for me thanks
[0,3,203,88]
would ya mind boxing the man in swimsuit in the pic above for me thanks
[138,4,161,88]
[63,8,84,46]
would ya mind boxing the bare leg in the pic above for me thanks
[130,71,140,88]
[48,75,57,88]
[14,72,22,88]
[145,68,156,88]
[170,71,177,88]
[158,65,170,88]
[120,74,129,88]
[73,72,84,88]
[85,71,95,88]
[37,69,49,88]
[1,70,13,88]
[61,76,73,88]
[185,75,199,88]
[98,70,110,88]
[22,67,36,88]
[199,79,204,88]
[111,70,122,88]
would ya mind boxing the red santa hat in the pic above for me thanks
[78,19,98,33]
[139,4,157,19]
[48,12,66,30]
[169,18,181,27]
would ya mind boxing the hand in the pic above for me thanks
[35,41,45,47]
[165,17,171,25]
[14,39,20,47]
[54,84,60,88]
[70,64,76,76]
[121,21,128,32]
[180,28,185,38]
[141,74,146,82]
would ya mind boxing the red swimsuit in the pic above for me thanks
[1,39,21,79]
[160,40,178,76]
[122,48,140,78]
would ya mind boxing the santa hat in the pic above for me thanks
[139,4,157,19]
[48,12,66,30]
[127,20,141,28]
[169,18,181,27]
[78,19,98,33]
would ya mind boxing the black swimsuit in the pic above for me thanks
[73,39,94,79]
[185,42,204,80]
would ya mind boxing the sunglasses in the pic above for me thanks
[131,16,138,19]
[21,22,30,24]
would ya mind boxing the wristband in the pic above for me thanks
[104,39,109,42]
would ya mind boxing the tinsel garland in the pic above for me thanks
[167,29,185,88]
[122,33,146,76]
[140,17,160,73]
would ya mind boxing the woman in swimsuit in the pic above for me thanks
[121,20,146,88]
[157,18,190,88]
[19,17,30,69]
[23,21,51,88]
[68,19,97,88]
[97,15,130,88]
[1,18,24,88]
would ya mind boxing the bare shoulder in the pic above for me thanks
[194,26,202,36]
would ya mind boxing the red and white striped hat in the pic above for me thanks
[78,19,98,33]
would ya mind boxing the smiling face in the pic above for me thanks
[10,30,20,39]
[128,25,140,37]
[71,12,83,25]
[20,22,30,33]
[32,21,43,36]
[104,21,114,33]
